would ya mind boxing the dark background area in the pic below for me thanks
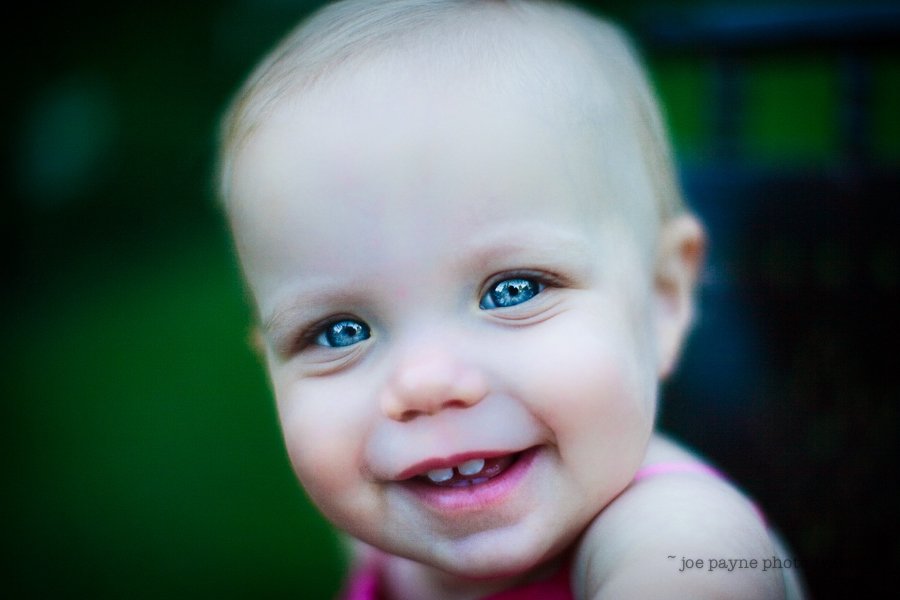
[4,0,898,598]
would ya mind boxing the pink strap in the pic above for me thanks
[633,461,726,483]
[632,461,768,526]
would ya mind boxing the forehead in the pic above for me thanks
[228,59,651,312]
[233,66,597,219]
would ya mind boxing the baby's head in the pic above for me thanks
[219,0,703,580]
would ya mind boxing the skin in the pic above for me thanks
[226,56,782,599]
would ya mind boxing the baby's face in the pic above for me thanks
[229,64,666,578]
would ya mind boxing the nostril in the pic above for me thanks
[443,399,470,410]
[397,398,469,421]
[398,408,420,422]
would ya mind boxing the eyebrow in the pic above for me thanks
[458,225,596,276]
[261,280,365,351]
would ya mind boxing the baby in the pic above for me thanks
[217,1,804,598]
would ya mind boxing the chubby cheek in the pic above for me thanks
[271,371,374,521]
[516,308,656,494]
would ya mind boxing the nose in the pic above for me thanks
[379,347,489,422]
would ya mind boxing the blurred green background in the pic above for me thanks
[5,0,898,598]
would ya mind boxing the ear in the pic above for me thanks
[654,214,706,379]
[248,324,267,362]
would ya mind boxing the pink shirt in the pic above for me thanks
[340,555,573,600]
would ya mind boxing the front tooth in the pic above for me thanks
[457,458,486,476]
[426,467,454,483]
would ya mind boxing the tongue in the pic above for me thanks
[426,454,517,487]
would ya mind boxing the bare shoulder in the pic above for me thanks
[572,434,795,599]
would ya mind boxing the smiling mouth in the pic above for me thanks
[398,447,540,512]
[413,453,521,487]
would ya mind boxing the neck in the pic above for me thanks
[380,551,568,600]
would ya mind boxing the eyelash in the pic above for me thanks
[485,269,562,296]
[479,272,553,309]
[293,270,561,352]
[293,314,365,353]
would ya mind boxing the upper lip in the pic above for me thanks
[395,449,521,481]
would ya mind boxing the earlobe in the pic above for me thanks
[249,324,267,361]
[654,214,706,378]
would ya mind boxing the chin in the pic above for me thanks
[426,527,561,581]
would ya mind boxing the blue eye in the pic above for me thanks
[315,319,370,347]
[480,278,543,309]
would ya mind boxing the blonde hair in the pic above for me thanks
[217,0,686,229]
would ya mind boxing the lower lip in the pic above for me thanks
[400,447,541,513]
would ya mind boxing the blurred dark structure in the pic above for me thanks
[637,4,900,597]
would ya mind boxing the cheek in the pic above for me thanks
[533,335,652,439]
[506,310,656,479]
[272,374,369,504]
[521,309,654,412]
